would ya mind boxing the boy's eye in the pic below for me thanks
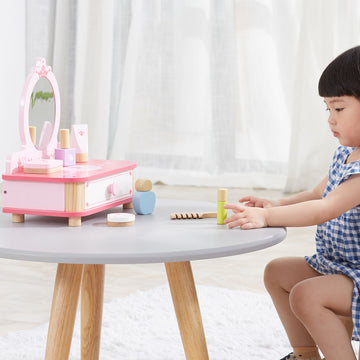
[325,107,344,112]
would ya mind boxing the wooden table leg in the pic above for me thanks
[81,264,105,360]
[45,263,84,360]
[165,261,209,360]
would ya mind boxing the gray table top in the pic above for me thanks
[0,199,286,264]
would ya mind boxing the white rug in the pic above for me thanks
[0,285,357,359]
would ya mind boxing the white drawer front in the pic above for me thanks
[84,171,133,209]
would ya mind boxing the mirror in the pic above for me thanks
[29,77,55,147]
[18,58,60,156]
[5,58,61,174]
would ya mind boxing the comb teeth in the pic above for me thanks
[170,212,202,219]
[170,211,217,220]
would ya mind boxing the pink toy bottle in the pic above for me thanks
[55,129,76,167]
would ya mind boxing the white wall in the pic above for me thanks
[0,1,26,175]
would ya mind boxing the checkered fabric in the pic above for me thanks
[306,146,360,340]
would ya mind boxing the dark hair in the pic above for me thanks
[318,46,360,99]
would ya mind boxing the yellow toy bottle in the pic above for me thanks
[217,188,228,225]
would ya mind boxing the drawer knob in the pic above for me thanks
[107,182,120,196]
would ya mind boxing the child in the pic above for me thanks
[224,46,360,360]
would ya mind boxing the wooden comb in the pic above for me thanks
[170,212,217,220]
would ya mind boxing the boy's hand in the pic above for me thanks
[239,196,280,208]
[223,203,268,229]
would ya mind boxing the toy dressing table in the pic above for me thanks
[2,59,136,226]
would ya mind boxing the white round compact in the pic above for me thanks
[107,213,135,227]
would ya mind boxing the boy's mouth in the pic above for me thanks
[331,129,339,137]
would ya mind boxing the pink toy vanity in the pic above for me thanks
[2,58,136,226]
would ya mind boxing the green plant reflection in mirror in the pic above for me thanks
[29,77,55,147]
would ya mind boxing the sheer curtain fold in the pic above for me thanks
[109,0,291,188]
[285,0,360,192]
[24,0,360,191]
[71,0,114,158]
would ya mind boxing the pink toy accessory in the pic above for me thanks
[107,213,135,227]
[71,124,88,162]
[24,159,63,174]
[55,129,76,167]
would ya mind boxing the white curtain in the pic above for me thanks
[0,1,25,170]
[108,0,291,189]
[285,2,360,191]
[22,0,360,191]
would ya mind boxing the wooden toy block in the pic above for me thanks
[135,179,152,192]
[217,188,227,225]
[107,213,135,227]
[133,191,156,215]
[170,212,217,220]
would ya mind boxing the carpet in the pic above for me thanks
[0,285,357,359]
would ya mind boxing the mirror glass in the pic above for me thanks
[29,77,55,147]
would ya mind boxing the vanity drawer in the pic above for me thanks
[84,170,133,210]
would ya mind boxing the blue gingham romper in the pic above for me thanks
[306,146,360,340]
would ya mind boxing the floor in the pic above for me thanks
[0,184,317,336]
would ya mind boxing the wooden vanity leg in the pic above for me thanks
[45,263,84,360]
[65,183,84,227]
[81,264,105,360]
[165,261,209,360]
[123,170,135,210]
[12,214,24,223]
[123,201,133,209]
[69,216,81,227]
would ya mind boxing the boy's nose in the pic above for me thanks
[328,115,336,125]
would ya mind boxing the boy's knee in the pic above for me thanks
[289,282,316,319]
[263,258,283,291]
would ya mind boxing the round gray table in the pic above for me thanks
[0,199,286,359]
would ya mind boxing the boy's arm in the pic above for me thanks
[239,176,328,208]
[224,174,360,229]
[278,176,328,206]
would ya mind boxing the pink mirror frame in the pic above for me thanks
[5,58,61,174]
